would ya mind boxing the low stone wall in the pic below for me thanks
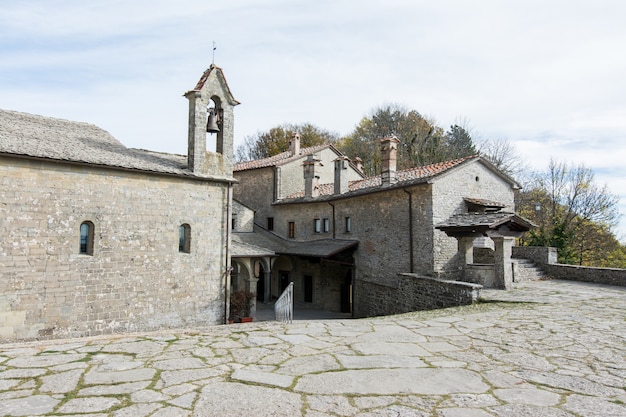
[513,246,626,287]
[355,274,482,318]
[465,264,496,288]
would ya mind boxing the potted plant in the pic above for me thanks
[229,290,256,323]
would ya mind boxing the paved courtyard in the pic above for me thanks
[0,279,624,417]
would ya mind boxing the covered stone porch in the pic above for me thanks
[437,212,534,289]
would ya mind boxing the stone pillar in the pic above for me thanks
[458,237,475,265]
[247,278,259,319]
[263,270,271,304]
[492,236,515,290]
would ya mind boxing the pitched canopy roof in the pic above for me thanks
[232,227,358,259]
[436,212,535,236]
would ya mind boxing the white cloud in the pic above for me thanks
[2,0,626,239]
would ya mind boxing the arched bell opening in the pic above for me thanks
[206,96,223,153]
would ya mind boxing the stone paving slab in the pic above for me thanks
[0,280,623,416]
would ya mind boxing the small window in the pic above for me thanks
[288,222,295,239]
[231,215,237,231]
[79,221,94,255]
[179,224,191,253]
[345,216,351,233]
[314,219,321,233]
[323,218,330,233]
[267,217,274,231]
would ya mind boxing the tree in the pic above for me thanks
[444,124,477,160]
[235,123,338,162]
[337,104,477,176]
[517,159,620,265]
[477,137,527,179]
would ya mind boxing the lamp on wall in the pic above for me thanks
[254,261,261,278]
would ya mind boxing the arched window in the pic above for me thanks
[179,224,191,253]
[79,221,94,255]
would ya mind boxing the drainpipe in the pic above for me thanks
[328,202,336,239]
[224,182,233,324]
[403,188,414,273]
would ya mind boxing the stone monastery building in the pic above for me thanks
[0,65,532,341]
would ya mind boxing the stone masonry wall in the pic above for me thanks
[354,273,481,318]
[432,161,516,277]
[513,246,626,287]
[233,168,275,229]
[0,157,228,341]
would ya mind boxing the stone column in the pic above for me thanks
[263,270,271,304]
[492,236,515,290]
[247,278,259,319]
[458,237,475,265]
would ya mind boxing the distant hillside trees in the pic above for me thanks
[234,123,339,162]
[516,159,621,266]
[336,104,477,176]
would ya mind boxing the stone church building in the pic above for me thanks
[0,65,238,341]
[1,65,532,341]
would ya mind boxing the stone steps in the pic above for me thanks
[512,258,549,282]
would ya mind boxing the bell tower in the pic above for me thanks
[184,65,240,176]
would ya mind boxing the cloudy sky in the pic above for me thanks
[2,0,625,239]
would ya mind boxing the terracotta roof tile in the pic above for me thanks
[284,155,478,199]
[234,144,333,171]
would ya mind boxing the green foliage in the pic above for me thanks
[517,159,621,267]
[235,123,338,162]
[336,104,477,176]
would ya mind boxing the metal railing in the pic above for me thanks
[274,282,294,323]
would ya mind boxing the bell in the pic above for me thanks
[206,109,220,133]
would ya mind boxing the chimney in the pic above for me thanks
[289,132,301,156]
[334,156,350,195]
[303,154,320,198]
[381,135,400,185]
[352,157,364,174]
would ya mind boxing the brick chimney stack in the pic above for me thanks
[289,132,301,156]
[381,135,400,186]
[303,154,320,198]
[334,156,350,195]
[352,157,364,174]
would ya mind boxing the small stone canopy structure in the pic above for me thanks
[436,210,535,289]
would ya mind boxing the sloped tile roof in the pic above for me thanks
[188,64,240,106]
[436,212,535,232]
[284,155,479,199]
[232,227,358,258]
[231,233,276,257]
[0,109,217,179]
[463,197,506,208]
[234,144,334,171]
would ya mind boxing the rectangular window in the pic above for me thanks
[288,221,295,239]
[231,215,237,230]
[267,217,274,231]
[345,216,351,233]
[179,224,191,253]
[79,221,94,255]
[323,218,330,233]
[314,219,321,233]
